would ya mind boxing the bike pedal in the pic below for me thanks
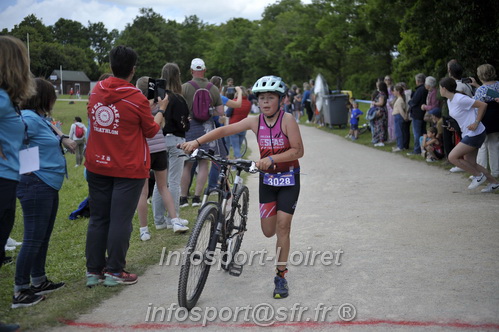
[228,263,243,277]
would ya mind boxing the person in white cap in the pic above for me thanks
[179,58,224,207]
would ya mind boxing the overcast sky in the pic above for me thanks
[0,0,312,32]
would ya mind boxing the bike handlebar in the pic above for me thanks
[188,149,258,173]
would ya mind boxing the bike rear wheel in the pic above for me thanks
[223,186,250,270]
[178,204,218,309]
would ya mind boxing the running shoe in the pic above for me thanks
[7,238,22,247]
[11,289,44,309]
[30,279,65,295]
[0,322,20,332]
[273,275,289,299]
[191,196,201,207]
[86,272,105,288]
[103,271,138,286]
[481,183,499,193]
[179,197,189,208]
[155,220,169,230]
[468,173,485,189]
[172,218,189,233]
[140,230,151,241]
[449,166,464,173]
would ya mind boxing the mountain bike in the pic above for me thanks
[178,149,257,310]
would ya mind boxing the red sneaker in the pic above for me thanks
[103,270,138,286]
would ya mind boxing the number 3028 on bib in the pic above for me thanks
[263,171,295,187]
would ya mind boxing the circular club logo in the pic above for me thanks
[94,106,115,127]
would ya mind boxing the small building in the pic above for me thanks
[49,70,91,96]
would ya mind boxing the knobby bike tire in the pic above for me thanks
[178,204,218,310]
[223,186,250,270]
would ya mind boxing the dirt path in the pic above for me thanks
[52,125,499,332]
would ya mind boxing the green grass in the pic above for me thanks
[0,98,200,330]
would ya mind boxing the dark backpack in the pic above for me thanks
[189,80,214,122]
[163,92,190,135]
[75,125,84,138]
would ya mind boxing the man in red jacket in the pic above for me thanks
[85,46,167,287]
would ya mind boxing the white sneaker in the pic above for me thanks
[155,221,169,230]
[468,173,485,189]
[5,245,16,251]
[7,238,22,246]
[172,217,188,226]
[172,218,189,233]
[481,183,499,193]
[450,166,464,173]
[140,230,151,241]
[392,147,401,152]
[374,142,385,147]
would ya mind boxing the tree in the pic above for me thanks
[87,22,118,66]
[51,18,90,49]
[394,0,499,85]
[206,18,257,85]
[117,8,182,79]
[8,14,53,43]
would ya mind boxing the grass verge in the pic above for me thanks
[0,98,202,330]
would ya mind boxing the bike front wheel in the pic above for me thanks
[178,204,219,310]
[223,186,250,270]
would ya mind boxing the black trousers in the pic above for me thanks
[304,102,313,122]
[0,178,18,268]
[402,120,411,150]
[85,171,145,274]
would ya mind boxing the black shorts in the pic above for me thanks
[150,151,167,171]
[259,172,300,218]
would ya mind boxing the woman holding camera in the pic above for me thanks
[439,77,499,192]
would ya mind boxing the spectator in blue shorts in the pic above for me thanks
[348,100,363,140]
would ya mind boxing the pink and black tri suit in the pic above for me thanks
[257,110,300,218]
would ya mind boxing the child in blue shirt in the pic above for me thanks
[348,100,363,140]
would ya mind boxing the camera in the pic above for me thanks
[147,78,166,102]
[461,77,472,84]
[225,86,236,99]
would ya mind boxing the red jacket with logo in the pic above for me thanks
[85,77,159,178]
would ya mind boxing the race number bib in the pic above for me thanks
[263,172,295,187]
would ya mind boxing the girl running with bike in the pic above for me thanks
[180,76,304,299]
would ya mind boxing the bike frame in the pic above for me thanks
[190,150,254,259]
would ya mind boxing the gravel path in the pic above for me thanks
[52,124,499,332]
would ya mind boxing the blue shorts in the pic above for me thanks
[461,131,486,149]
[350,123,359,130]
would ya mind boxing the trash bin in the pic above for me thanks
[323,94,349,128]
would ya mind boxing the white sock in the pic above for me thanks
[140,226,149,233]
